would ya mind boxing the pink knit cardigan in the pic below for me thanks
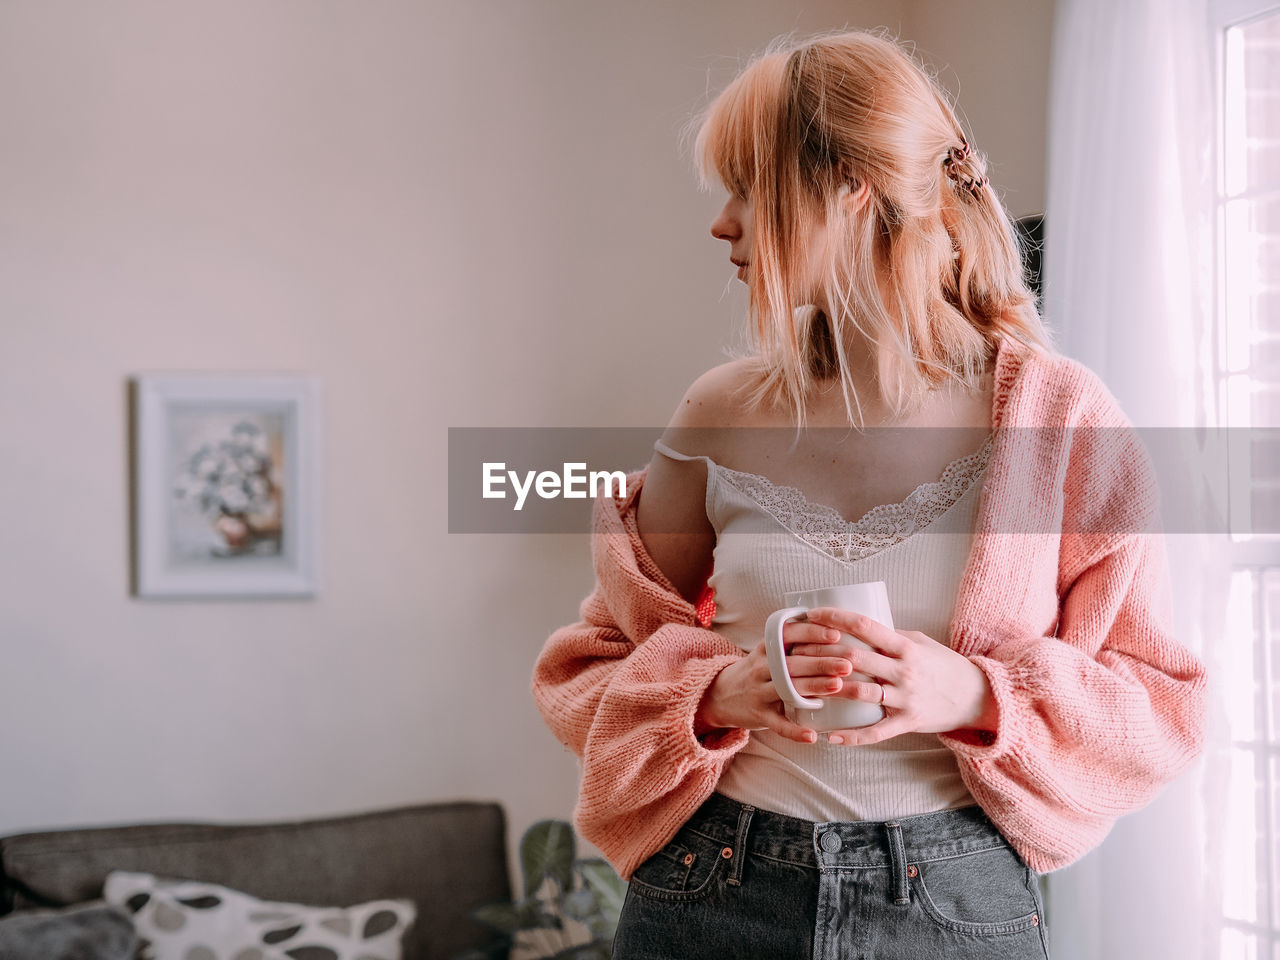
[531,335,1207,878]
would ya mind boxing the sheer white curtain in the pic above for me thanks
[1042,0,1229,958]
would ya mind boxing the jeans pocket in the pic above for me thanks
[911,843,1042,936]
[627,828,727,903]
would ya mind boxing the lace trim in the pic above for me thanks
[716,434,993,563]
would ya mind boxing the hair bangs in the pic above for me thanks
[693,52,790,198]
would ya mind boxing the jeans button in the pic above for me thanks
[820,831,843,853]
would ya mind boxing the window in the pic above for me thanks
[1214,1,1280,956]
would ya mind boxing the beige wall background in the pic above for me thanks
[0,0,1052,868]
[908,0,1054,219]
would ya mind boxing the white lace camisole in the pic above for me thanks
[652,434,993,821]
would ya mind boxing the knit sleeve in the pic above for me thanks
[938,398,1208,874]
[531,588,747,769]
[939,531,1205,872]
[530,475,750,879]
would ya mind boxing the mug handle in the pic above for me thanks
[764,605,824,710]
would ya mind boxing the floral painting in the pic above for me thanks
[169,412,287,561]
[133,375,320,598]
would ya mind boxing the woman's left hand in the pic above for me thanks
[788,607,999,746]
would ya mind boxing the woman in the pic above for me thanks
[532,29,1206,960]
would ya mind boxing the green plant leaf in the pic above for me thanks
[473,899,561,934]
[521,820,576,897]
[578,858,627,931]
[472,902,524,935]
[561,887,598,921]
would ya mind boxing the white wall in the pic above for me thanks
[0,0,1050,877]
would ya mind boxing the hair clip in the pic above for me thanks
[943,140,973,186]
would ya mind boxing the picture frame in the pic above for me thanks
[130,374,321,599]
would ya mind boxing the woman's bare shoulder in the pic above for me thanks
[632,361,761,602]
[665,357,767,442]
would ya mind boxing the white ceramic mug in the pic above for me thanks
[764,581,894,733]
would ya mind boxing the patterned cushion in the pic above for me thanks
[102,871,416,960]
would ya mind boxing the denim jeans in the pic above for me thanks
[613,792,1050,960]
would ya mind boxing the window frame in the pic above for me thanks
[1209,0,1280,544]
[1208,1,1280,954]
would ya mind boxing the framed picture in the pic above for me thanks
[131,374,321,598]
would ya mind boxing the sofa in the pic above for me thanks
[0,799,512,960]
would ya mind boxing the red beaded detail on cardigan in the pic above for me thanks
[694,579,717,628]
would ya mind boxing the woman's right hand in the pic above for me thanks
[695,622,853,744]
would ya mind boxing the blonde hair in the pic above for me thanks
[690,28,1054,430]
